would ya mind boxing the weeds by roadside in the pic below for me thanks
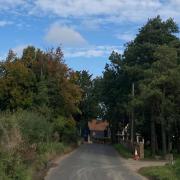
[0,110,79,179]
[139,159,180,180]
[114,144,132,159]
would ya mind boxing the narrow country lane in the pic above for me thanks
[45,144,145,180]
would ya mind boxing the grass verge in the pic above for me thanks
[32,142,78,180]
[139,159,180,180]
[139,165,177,180]
[114,144,132,159]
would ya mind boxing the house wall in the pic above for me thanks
[90,129,110,139]
[90,130,105,139]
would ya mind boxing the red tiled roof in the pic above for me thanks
[88,119,109,131]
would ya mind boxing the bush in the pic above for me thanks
[34,142,67,172]
[53,116,78,144]
[0,151,31,180]
[17,111,52,143]
[173,159,180,178]
[36,142,65,155]
[114,144,132,159]
[0,112,22,150]
[0,110,78,179]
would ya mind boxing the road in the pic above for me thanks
[45,144,144,180]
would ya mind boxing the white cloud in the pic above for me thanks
[12,44,29,57]
[0,20,12,27]
[0,0,25,10]
[1,1,180,27]
[29,0,180,26]
[66,49,104,58]
[116,32,135,42]
[1,0,180,25]
[45,23,87,47]
[81,19,101,30]
[34,0,161,20]
[64,46,123,58]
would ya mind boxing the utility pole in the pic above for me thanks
[130,82,135,144]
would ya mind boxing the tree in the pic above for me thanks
[74,70,99,129]
[122,16,179,155]
[0,60,35,111]
[100,52,130,142]
[98,16,180,156]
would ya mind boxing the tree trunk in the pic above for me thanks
[151,111,156,157]
[176,126,180,153]
[161,118,167,157]
[155,134,159,153]
[167,134,172,153]
[161,88,167,157]
[177,138,180,154]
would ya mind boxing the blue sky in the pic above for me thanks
[0,0,180,76]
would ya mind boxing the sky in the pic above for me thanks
[0,0,180,76]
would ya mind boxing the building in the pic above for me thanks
[88,119,110,140]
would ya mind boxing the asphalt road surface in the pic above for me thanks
[45,144,144,180]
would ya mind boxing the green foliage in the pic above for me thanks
[139,165,178,180]
[144,148,152,159]
[0,46,82,117]
[139,160,180,180]
[173,159,180,177]
[75,70,100,129]
[53,116,78,143]
[0,110,78,179]
[36,142,65,155]
[114,144,132,159]
[34,142,75,175]
[0,112,21,150]
[98,16,180,155]
[0,46,82,179]
[17,111,52,143]
[0,61,35,110]
[0,151,31,180]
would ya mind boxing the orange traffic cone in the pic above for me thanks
[134,148,139,160]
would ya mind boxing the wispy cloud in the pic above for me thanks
[116,32,135,42]
[0,0,25,10]
[64,46,123,58]
[12,44,30,57]
[1,1,180,28]
[0,20,13,27]
[32,0,179,24]
[33,0,161,21]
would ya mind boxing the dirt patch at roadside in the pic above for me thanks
[123,159,167,172]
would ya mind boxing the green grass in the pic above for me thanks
[139,165,177,180]
[144,148,153,159]
[0,142,77,180]
[31,142,77,180]
[114,144,132,159]
[139,159,180,180]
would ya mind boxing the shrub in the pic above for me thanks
[34,142,66,172]
[0,110,77,179]
[17,111,52,143]
[53,116,78,144]
[0,112,22,150]
[0,151,31,180]
[36,142,65,155]
[114,144,132,159]
[173,159,180,178]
